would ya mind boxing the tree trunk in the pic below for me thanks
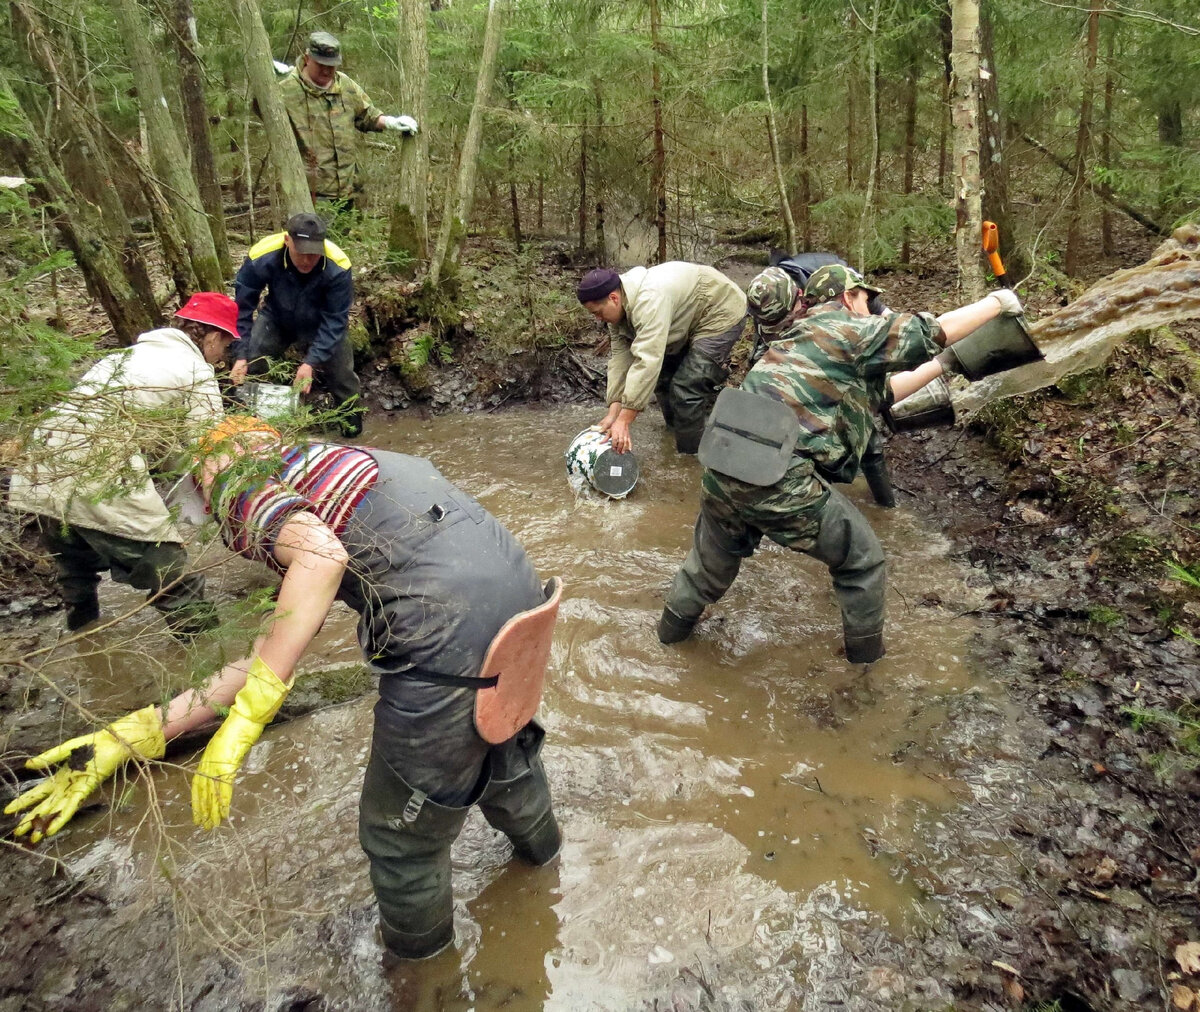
[1100,19,1115,256]
[388,0,430,275]
[577,117,588,254]
[950,0,984,297]
[762,0,797,252]
[979,8,1022,279]
[1064,0,1101,278]
[593,78,607,259]
[111,0,222,293]
[0,71,155,343]
[173,0,232,276]
[509,178,522,251]
[430,0,505,286]
[236,0,313,222]
[845,70,856,189]
[649,0,667,263]
[799,104,812,248]
[11,0,160,315]
[937,11,952,194]
[901,55,918,264]
[857,0,880,269]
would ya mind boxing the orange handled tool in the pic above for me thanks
[981,221,1008,285]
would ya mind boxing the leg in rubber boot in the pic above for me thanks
[860,430,895,508]
[805,487,887,662]
[663,502,757,634]
[359,749,473,959]
[479,722,561,865]
[667,349,728,454]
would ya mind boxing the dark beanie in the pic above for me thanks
[577,267,621,304]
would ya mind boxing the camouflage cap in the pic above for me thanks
[803,263,883,303]
[306,31,343,66]
[746,267,798,325]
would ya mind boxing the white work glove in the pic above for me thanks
[988,288,1022,316]
[272,59,292,75]
[381,115,419,136]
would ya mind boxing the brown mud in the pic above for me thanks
[1,228,1199,1010]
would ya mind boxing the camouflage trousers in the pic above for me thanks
[663,456,888,661]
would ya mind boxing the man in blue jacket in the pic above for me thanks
[231,212,364,435]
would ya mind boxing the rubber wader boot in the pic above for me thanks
[163,600,220,641]
[860,454,896,508]
[65,596,100,631]
[658,608,697,644]
[479,723,562,865]
[845,629,885,664]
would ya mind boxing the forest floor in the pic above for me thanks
[0,223,1198,1011]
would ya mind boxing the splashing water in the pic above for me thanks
[956,224,1200,414]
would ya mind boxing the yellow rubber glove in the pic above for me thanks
[4,705,166,844]
[191,656,290,830]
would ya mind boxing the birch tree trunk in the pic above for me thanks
[173,0,232,276]
[649,0,667,264]
[111,0,223,293]
[762,0,797,252]
[0,71,155,343]
[388,0,430,275]
[236,0,314,220]
[1065,0,1101,277]
[950,0,985,297]
[430,0,505,287]
[857,0,880,269]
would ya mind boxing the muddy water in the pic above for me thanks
[957,224,1200,413]
[9,406,995,1010]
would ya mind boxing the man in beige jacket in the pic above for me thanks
[7,294,238,636]
[577,263,747,454]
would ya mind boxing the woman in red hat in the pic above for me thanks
[7,292,240,637]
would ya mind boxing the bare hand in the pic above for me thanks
[608,417,633,455]
[230,360,248,386]
[293,363,315,394]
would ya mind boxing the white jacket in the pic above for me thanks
[7,328,223,543]
[606,262,747,411]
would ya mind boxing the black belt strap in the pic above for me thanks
[376,667,500,688]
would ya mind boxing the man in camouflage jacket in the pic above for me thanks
[747,265,896,507]
[659,264,1022,664]
[280,32,418,204]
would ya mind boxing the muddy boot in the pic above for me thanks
[860,432,895,508]
[162,600,219,641]
[66,595,100,632]
[844,628,885,664]
[658,608,697,644]
[480,722,561,865]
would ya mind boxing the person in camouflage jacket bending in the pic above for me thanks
[659,263,1024,664]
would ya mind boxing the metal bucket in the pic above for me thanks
[946,314,1043,382]
[565,428,639,499]
[239,382,300,422]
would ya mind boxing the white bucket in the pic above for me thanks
[239,382,299,422]
[565,428,640,499]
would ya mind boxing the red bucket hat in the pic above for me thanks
[175,292,239,340]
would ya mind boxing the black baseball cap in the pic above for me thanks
[286,212,327,255]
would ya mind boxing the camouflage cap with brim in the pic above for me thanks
[746,267,798,326]
[306,31,343,66]
[803,263,884,303]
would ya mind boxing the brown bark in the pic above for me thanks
[173,0,232,276]
[1101,20,1115,255]
[1065,0,1101,277]
[578,117,588,254]
[650,0,667,264]
[799,104,811,248]
[951,0,984,297]
[901,57,918,264]
[937,11,952,193]
[979,9,1021,279]
[593,78,607,258]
